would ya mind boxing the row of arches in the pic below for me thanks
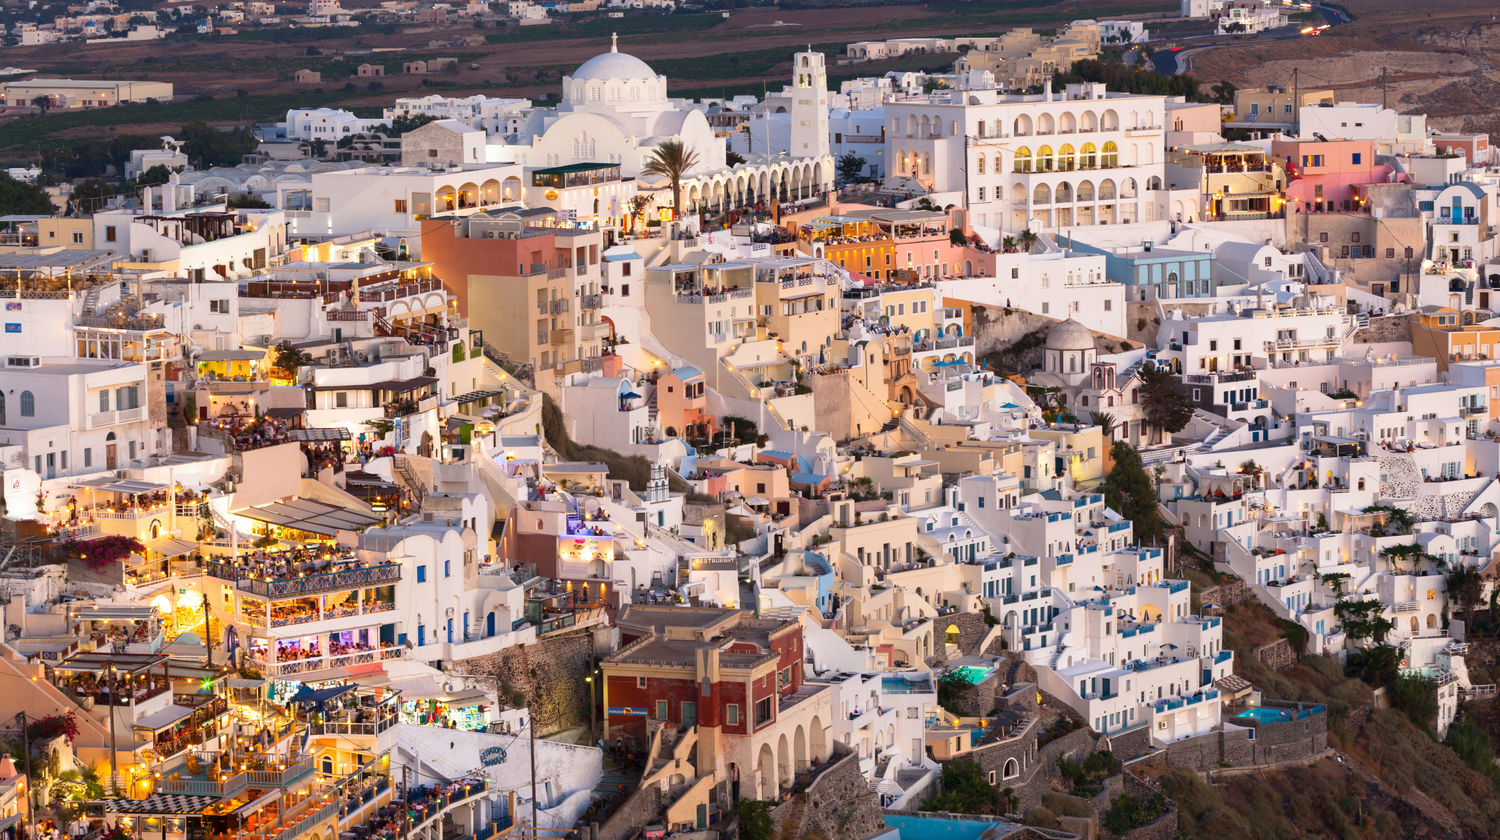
[681,159,829,215]
[435,177,523,211]
[751,715,828,800]
[1013,142,1119,173]
[1015,178,1149,205]
[894,107,1148,140]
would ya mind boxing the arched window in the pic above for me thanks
[1014,147,1032,173]
[1037,146,1055,172]
[1102,141,1119,168]
[19,391,34,418]
[1081,143,1098,169]
[1003,758,1019,779]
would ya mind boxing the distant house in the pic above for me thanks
[294,69,322,84]
[357,64,386,78]
[403,61,428,75]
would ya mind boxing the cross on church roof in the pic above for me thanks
[611,32,618,52]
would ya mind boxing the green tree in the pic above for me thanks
[731,800,773,840]
[725,150,746,167]
[1448,563,1484,632]
[1018,229,1039,253]
[0,174,55,215]
[1210,79,1237,105]
[836,152,867,182]
[68,179,115,215]
[1103,441,1163,543]
[642,139,699,221]
[135,164,176,188]
[1334,598,1395,649]
[1390,674,1438,730]
[179,121,259,168]
[926,759,1006,815]
[1138,364,1194,434]
[272,341,312,378]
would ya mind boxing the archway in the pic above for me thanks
[777,733,791,789]
[793,724,807,774]
[809,716,827,762]
[757,744,776,799]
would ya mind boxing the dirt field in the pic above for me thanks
[0,0,1171,124]
[1188,0,1500,134]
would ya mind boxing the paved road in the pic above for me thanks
[1148,4,1352,76]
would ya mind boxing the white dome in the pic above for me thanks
[1046,317,1094,352]
[570,50,658,82]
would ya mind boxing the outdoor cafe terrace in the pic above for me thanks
[205,547,402,599]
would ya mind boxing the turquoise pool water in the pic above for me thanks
[1235,707,1293,724]
[884,815,1002,840]
[950,664,996,685]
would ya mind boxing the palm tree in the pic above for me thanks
[642,139,699,221]
[1019,229,1039,253]
[1001,235,1017,253]
[1089,411,1117,440]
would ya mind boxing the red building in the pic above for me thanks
[603,606,831,802]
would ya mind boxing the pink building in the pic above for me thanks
[1272,138,1400,213]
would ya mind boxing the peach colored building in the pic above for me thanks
[656,365,715,440]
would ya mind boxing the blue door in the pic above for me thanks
[417,626,425,646]
[447,619,454,643]
[486,613,496,637]
[463,612,470,640]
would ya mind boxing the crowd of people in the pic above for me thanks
[231,546,362,580]
[207,410,291,451]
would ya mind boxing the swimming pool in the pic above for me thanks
[950,664,997,685]
[884,814,1003,840]
[1234,707,1294,724]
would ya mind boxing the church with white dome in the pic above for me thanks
[497,37,834,218]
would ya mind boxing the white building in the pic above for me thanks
[884,82,1167,236]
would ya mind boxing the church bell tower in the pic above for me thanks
[790,49,830,160]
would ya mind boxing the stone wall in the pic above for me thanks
[971,305,1135,372]
[1105,725,1154,761]
[933,612,991,657]
[1351,314,1413,344]
[945,669,1003,717]
[457,634,594,734]
[1011,727,1100,814]
[1115,769,1178,840]
[597,782,662,840]
[1197,579,1247,611]
[768,746,886,840]
[1255,637,1296,672]
[1159,705,1328,772]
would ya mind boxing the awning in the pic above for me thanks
[132,704,193,732]
[452,389,504,405]
[292,684,355,705]
[265,407,305,420]
[74,604,155,621]
[100,794,220,815]
[288,428,351,442]
[146,537,198,558]
[198,349,265,362]
[77,478,166,494]
[371,375,439,394]
[292,666,352,683]
[232,498,381,537]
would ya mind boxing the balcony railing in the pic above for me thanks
[580,294,602,311]
[86,407,145,429]
[207,559,402,598]
[550,298,570,314]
